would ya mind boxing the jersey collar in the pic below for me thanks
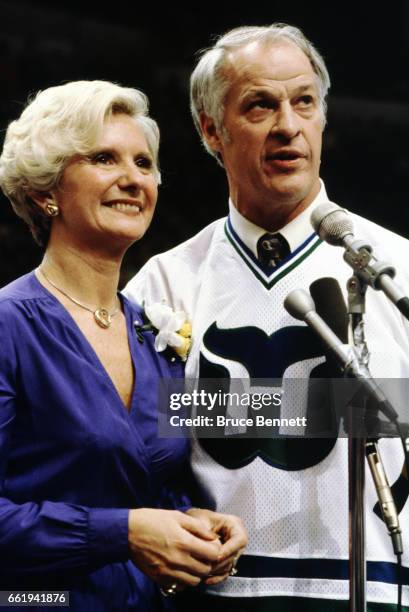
[228,180,329,258]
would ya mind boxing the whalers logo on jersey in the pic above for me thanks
[198,322,339,471]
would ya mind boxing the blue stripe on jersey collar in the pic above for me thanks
[225,215,320,282]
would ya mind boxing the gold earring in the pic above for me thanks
[45,203,59,217]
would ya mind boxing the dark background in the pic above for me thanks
[1,1,409,287]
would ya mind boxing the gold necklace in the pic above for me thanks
[38,267,120,329]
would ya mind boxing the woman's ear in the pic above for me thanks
[29,191,59,217]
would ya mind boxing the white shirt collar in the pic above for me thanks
[228,180,329,257]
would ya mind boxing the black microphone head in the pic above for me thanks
[310,202,354,246]
[310,277,349,343]
[284,289,315,321]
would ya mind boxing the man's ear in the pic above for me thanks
[199,112,224,154]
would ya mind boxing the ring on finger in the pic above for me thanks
[160,583,178,597]
[229,554,240,577]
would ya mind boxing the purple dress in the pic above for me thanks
[0,272,189,611]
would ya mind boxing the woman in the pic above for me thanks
[0,80,246,611]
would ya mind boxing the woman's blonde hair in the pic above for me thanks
[0,80,160,245]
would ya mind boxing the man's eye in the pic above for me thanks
[136,156,153,170]
[248,100,270,110]
[297,95,314,106]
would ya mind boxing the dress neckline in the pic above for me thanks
[30,270,140,416]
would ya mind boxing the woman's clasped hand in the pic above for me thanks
[129,508,246,591]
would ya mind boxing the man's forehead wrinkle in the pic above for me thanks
[229,40,312,70]
[236,77,317,104]
[227,62,312,86]
[222,44,316,102]
[240,76,316,91]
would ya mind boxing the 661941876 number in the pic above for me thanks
[0,591,69,607]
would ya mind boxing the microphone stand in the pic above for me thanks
[346,273,369,612]
[284,274,406,609]
[345,276,404,610]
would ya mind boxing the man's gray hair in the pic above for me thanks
[190,23,331,161]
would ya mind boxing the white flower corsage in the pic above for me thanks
[134,302,192,361]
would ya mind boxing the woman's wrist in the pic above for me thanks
[88,507,129,566]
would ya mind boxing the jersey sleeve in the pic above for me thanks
[123,256,187,312]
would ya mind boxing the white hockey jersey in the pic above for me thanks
[124,186,409,606]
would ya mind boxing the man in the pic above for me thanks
[124,24,409,610]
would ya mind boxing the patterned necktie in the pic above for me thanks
[257,232,291,268]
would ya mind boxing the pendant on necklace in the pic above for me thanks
[94,308,112,329]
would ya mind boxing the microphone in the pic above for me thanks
[310,277,349,343]
[311,202,409,321]
[286,279,403,556]
[310,202,353,246]
[284,286,398,423]
[366,440,403,555]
